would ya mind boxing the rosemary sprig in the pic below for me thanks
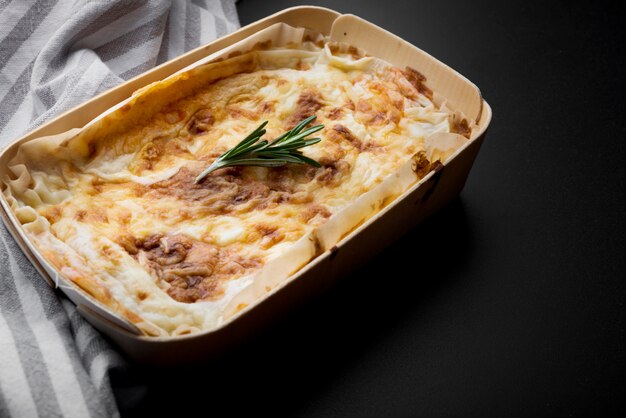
[194,115,324,183]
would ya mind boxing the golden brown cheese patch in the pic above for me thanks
[300,204,332,223]
[402,66,434,100]
[227,106,259,121]
[128,136,192,174]
[186,109,215,134]
[130,234,261,303]
[330,124,379,152]
[355,80,404,127]
[140,166,314,216]
[285,90,324,128]
[75,208,108,224]
[313,160,352,187]
[41,206,63,224]
[451,116,472,139]
[254,224,285,249]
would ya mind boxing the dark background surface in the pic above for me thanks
[121,0,626,416]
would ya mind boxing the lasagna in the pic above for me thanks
[3,39,472,336]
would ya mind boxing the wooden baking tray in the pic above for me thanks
[0,6,492,364]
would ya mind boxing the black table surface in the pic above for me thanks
[122,1,626,416]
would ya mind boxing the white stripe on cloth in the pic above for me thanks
[4,246,92,418]
[90,351,123,391]
[32,54,115,131]
[200,7,219,43]
[0,0,71,94]
[0,315,38,418]
[0,0,37,40]
[0,83,34,141]
[0,1,240,416]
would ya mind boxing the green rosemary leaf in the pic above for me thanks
[195,116,324,183]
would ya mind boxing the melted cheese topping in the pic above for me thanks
[7,42,469,336]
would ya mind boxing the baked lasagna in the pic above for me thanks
[3,38,472,336]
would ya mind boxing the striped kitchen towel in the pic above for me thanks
[0,1,239,417]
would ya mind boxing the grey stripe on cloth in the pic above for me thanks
[0,248,64,417]
[0,0,10,14]
[38,0,149,84]
[0,0,58,70]
[156,10,171,64]
[93,10,169,63]
[0,59,35,131]
[220,0,239,23]
[186,2,202,52]
[0,1,239,417]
